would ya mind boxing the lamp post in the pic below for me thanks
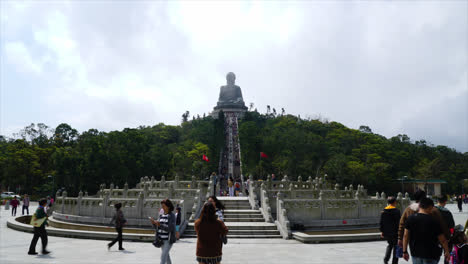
[401,176,408,194]
[48,175,55,198]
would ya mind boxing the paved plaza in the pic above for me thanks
[0,202,466,264]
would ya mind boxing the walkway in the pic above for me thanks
[1,202,467,264]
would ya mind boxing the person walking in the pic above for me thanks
[208,196,225,222]
[108,203,126,250]
[449,227,468,263]
[228,177,234,197]
[195,202,228,264]
[28,199,50,255]
[436,195,455,264]
[10,196,19,216]
[402,197,450,264]
[457,195,463,212]
[175,206,181,239]
[22,194,30,215]
[150,199,176,264]
[380,196,401,264]
[397,190,447,248]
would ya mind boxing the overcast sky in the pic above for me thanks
[1,1,467,152]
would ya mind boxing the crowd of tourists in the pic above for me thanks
[25,195,229,264]
[380,190,468,264]
[20,189,467,263]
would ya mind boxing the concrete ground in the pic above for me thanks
[0,202,466,264]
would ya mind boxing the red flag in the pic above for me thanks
[202,155,209,162]
[260,152,269,158]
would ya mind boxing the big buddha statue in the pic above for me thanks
[215,72,247,109]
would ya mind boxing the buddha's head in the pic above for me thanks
[226,72,236,85]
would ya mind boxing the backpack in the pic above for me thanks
[451,244,467,264]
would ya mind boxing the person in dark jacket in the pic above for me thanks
[380,196,401,264]
[457,195,463,212]
[150,199,176,264]
[28,199,50,255]
[175,206,181,239]
[436,195,456,264]
[195,202,228,264]
[10,196,19,216]
[108,203,126,250]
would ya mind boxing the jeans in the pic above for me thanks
[109,227,123,249]
[229,187,234,197]
[28,225,48,253]
[384,238,398,264]
[22,205,29,215]
[11,206,17,216]
[412,257,439,264]
[160,240,173,264]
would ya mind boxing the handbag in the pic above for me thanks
[221,235,228,245]
[153,226,163,248]
[30,213,46,227]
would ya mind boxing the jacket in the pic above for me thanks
[195,219,228,257]
[435,205,455,239]
[110,210,126,228]
[158,212,176,244]
[380,205,401,239]
[397,202,447,240]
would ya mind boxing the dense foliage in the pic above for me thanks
[0,111,467,197]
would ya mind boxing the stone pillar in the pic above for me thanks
[289,183,296,199]
[168,183,174,199]
[191,176,196,189]
[77,191,83,216]
[124,182,128,198]
[151,176,155,188]
[174,174,180,189]
[61,191,67,214]
[137,192,144,218]
[160,176,166,188]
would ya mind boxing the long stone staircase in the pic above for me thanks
[182,197,281,238]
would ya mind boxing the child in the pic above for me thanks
[175,207,181,239]
[450,228,468,264]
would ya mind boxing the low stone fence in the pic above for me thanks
[275,192,411,238]
[54,191,188,229]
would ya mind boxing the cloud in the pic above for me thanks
[0,1,467,153]
[4,41,42,74]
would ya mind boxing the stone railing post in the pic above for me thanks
[124,182,129,198]
[191,176,196,189]
[61,191,67,214]
[168,183,174,199]
[137,192,144,218]
[160,175,166,188]
[174,174,179,189]
[77,190,83,216]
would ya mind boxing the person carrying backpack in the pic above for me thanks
[450,227,468,264]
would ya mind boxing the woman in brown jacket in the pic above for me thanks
[195,202,228,264]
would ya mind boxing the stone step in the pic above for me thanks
[223,206,252,210]
[223,218,265,222]
[223,209,261,214]
[182,234,283,239]
[183,229,281,235]
[186,223,278,230]
[223,213,263,218]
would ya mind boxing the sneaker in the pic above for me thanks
[107,243,112,250]
[28,252,38,255]
[42,250,51,255]
[118,248,125,251]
